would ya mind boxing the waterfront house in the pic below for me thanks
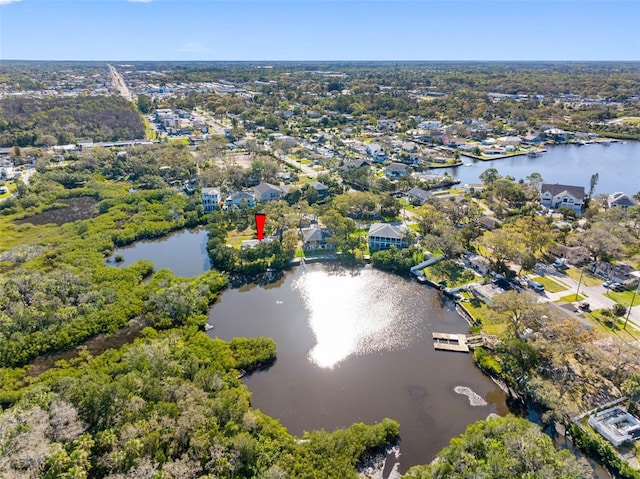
[368,222,410,251]
[301,226,333,251]
[201,187,221,212]
[608,192,638,210]
[540,183,585,215]
[406,187,431,205]
[496,136,522,146]
[254,182,284,202]
[385,163,408,179]
[463,254,491,276]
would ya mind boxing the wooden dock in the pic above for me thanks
[433,333,486,353]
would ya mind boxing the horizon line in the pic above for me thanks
[2,59,640,63]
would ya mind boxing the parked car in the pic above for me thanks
[602,280,613,288]
[527,279,545,293]
[611,282,625,292]
[552,259,569,270]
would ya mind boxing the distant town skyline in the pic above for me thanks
[1,0,639,62]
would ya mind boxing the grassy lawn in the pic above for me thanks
[482,321,508,336]
[459,296,488,322]
[294,176,314,186]
[169,138,189,145]
[556,293,585,302]
[605,289,640,307]
[530,275,569,293]
[562,267,601,287]
[458,295,508,335]
[226,229,254,248]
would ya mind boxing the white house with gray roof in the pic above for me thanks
[368,222,410,251]
[540,183,585,214]
[201,187,221,212]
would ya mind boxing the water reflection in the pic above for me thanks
[208,264,506,472]
[109,228,210,278]
[295,268,422,368]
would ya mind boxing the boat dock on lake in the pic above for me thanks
[432,333,487,353]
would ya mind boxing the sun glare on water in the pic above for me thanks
[294,268,419,368]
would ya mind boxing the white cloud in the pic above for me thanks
[128,0,153,3]
[0,0,22,5]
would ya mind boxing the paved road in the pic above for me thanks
[532,264,640,331]
[193,109,229,137]
[107,64,132,101]
[277,153,318,178]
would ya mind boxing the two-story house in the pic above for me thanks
[225,191,256,209]
[540,183,585,215]
[366,144,388,163]
[368,222,410,251]
[254,182,284,202]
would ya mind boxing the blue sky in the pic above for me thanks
[1,0,639,61]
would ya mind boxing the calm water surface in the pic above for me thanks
[208,264,507,473]
[446,142,640,194]
[111,228,210,277]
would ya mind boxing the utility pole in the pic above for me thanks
[624,272,640,330]
[575,267,585,302]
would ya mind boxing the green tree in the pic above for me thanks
[137,94,152,114]
[405,416,593,479]
[479,167,500,185]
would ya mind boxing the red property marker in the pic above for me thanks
[255,213,266,241]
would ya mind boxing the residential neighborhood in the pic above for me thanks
[1,61,639,479]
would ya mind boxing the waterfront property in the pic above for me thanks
[201,187,221,212]
[368,222,410,251]
[406,186,431,205]
[540,183,585,215]
[588,406,640,447]
[301,226,332,251]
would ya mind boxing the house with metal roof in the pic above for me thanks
[368,222,410,251]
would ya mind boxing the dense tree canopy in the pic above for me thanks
[0,96,145,147]
[404,415,593,479]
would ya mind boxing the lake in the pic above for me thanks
[443,141,640,195]
[208,264,507,474]
[110,228,211,277]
